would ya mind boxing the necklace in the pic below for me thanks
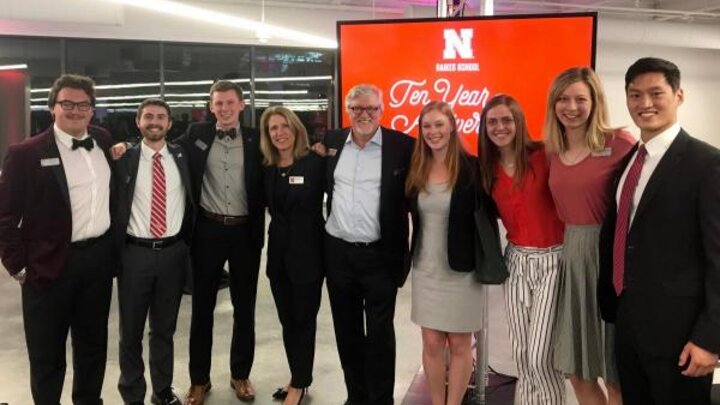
[563,147,589,165]
[278,162,294,177]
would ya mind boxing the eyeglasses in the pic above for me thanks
[56,100,93,112]
[348,105,382,116]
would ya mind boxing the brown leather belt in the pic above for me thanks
[200,207,249,225]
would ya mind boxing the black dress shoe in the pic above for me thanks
[272,387,288,400]
[151,387,181,405]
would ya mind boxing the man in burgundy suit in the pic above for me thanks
[0,74,116,404]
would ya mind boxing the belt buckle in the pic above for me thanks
[223,216,233,225]
[151,240,162,250]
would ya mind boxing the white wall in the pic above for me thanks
[1,1,719,146]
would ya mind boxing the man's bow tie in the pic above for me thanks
[72,137,94,151]
[216,128,237,140]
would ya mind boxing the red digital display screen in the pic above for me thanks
[338,13,596,149]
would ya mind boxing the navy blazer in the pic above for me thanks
[0,125,116,285]
[264,152,325,284]
[174,122,265,248]
[323,127,415,287]
[409,154,481,273]
[113,142,196,254]
[598,130,720,356]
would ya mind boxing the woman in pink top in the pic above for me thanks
[479,94,566,405]
[545,67,635,405]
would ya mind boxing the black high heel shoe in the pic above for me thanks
[272,386,288,400]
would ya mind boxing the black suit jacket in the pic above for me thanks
[598,129,720,356]
[264,152,325,284]
[409,154,479,272]
[113,142,196,254]
[175,122,265,248]
[324,127,415,287]
[0,125,116,285]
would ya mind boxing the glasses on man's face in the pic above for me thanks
[348,105,382,116]
[56,100,93,112]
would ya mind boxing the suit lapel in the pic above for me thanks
[241,128,255,187]
[380,128,394,216]
[168,143,193,204]
[198,127,216,173]
[124,145,141,203]
[326,129,350,188]
[633,131,688,222]
[41,130,71,209]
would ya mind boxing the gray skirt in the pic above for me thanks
[552,224,618,383]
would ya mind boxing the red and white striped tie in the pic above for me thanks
[150,152,167,238]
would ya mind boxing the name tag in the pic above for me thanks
[327,148,337,157]
[288,176,305,185]
[195,139,208,151]
[592,147,612,157]
[40,158,60,167]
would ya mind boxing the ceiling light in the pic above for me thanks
[98,0,337,48]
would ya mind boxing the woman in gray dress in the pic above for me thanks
[406,101,484,405]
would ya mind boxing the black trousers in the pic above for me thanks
[268,265,322,389]
[188,216,262,385]
[22,234,114,405]
[324,234,398,405]
[117,241,188,402]
[615,299,712,405]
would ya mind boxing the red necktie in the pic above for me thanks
[150,152,167,238]
[613,145,647,295]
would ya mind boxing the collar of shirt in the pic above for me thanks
[140,140,169,161]
[346,127,383,148]
[54,124,90,149]
[641,122,680,158]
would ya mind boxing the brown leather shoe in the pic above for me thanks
[230,378,256,401]
[184,382,211,405]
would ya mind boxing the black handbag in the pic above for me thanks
[473,190,508,284]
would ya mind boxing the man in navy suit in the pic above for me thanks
[115,99,195,405]
[0,74,116,404]
[178,81,265,405]
[323,84,414,405]
[599,57,720,404]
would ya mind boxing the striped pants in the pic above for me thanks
[504,244,565,405]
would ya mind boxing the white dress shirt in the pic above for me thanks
[325,127,383,243]
[616,122,681,226]
[54,124,112,242]
[127,142,185,238]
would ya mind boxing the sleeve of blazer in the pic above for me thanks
[0,144,29,274]
[691,152,720,354]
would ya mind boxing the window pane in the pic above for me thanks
[254,47,334,144]
[0,37,62,134]
[163,43,251,140]
[65,39,161,141]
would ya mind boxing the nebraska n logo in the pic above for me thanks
[443,28,474,60]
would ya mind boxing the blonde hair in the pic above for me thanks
[259,106,309,166]
[405,101,467,196]
[478,94,542,194]
[544,67,616,153]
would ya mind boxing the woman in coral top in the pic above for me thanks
[545,67,635,405]
[478,94,566,405]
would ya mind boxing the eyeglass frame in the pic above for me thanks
[347,105,383,116]
[55,100,94,112]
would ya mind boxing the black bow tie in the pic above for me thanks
[216,128,237,140]
[71,137,94,151]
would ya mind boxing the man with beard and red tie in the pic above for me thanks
[114,99,195,405]
[0,74,116,405]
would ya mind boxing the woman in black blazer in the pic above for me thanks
[405,101,487,405]
[259,106,325,405]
